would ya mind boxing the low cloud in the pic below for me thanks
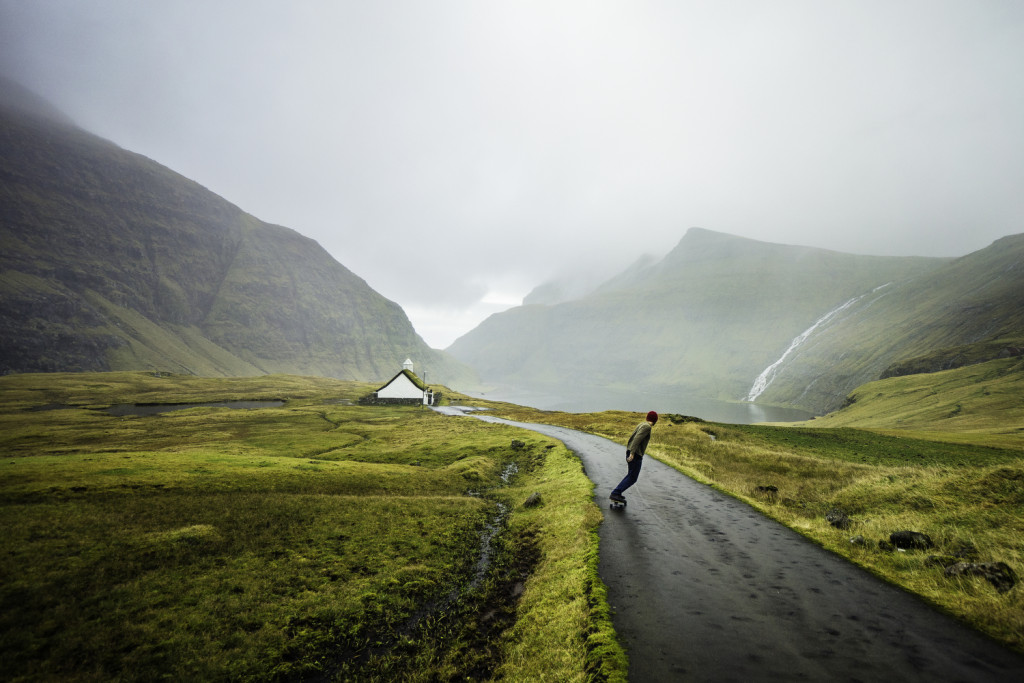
[2,1,1022,347]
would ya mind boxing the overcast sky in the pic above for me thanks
[2,1,1022,348]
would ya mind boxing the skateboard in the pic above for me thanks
[609,498,626,510]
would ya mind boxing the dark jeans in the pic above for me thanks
[611,451,643,497]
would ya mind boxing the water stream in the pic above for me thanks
[745,284,890,402]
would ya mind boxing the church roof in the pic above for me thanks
[377,368,428,392]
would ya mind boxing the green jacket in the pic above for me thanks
[626,421,653,457]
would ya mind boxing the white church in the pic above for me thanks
[371,359,435,406]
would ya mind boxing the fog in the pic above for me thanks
[2,1,1022,347]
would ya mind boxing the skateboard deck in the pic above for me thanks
[609,498,626,510]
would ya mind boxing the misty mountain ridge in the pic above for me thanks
[0,77,472,384]
[4,75,1020,419]
[448,227,1022,415]
[521,252,662,307]
[0,77,77,128]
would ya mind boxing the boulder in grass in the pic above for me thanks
[890,530,933,550]
[523,492,543,508]
[826,508,852,530]
[944,562,1017,593]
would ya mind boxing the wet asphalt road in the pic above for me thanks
[436,407,1024,682]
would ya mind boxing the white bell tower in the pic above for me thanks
[402,358,414,373]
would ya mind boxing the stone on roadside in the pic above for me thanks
[944,562,1018,594]
[523,492,543,508]
[826,508,852,530]
[890,530,933,550]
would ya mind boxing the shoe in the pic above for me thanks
[609,493,626,503]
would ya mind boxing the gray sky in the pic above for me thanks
[2,1,1023,348]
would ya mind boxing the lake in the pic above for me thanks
[466,386,815,424]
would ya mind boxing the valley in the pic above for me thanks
[1,367,1021,680]
[2,73,1023,681]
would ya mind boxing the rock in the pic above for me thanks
[523,492,543,508]
[849,535,866,546]
[878,540,895,552]
[510,440,526,450]
[826,508,853,530]
[756,485,778,493]
[944,562,1018,593]
[890,530,933,550]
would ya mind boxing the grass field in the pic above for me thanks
[4,362,1021,677]
[806,355,1024,447]
[0,372,626,681]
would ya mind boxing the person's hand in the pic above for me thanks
[626,452,634,462]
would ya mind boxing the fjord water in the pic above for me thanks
[470,386,814,424]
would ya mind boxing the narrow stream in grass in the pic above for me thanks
[392,460,522,640]
[468,462,519,591]
[320,427,536,678]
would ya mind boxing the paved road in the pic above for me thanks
[436,407,1024,682]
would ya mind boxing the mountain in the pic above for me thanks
[446,228,954,412]
[751,232,1024,411]
[0,78,472,384]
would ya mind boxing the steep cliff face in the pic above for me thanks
[0,78,472,384]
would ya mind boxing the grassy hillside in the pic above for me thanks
[800,354,1024,446]
[757,233,1024,412]
[448,228,945,403]
[0,372,625,681]
[0,78,472,386]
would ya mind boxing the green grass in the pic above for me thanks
[805,356,1024,447]
[722,425,1022,467]
[0,372,626,681]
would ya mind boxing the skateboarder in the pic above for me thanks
[610,411,657,505]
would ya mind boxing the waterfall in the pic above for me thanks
[745,284,890,402]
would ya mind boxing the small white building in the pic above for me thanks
[373,361,435,405]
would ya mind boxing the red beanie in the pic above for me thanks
[646,411,658,423]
